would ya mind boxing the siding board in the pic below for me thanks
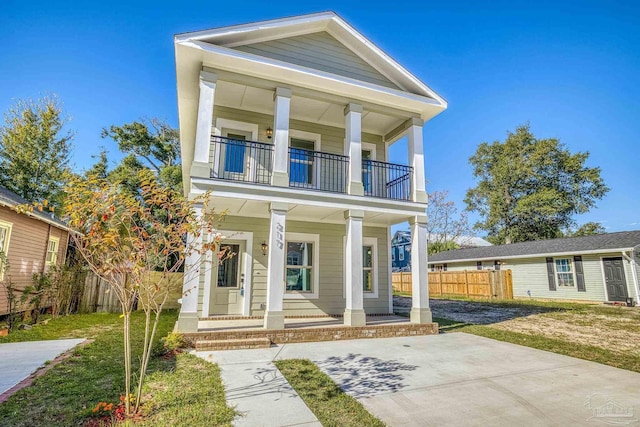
[234,32,400,89]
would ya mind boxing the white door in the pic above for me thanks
[210,240,245,315]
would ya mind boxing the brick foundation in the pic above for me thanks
[184,322,439,350]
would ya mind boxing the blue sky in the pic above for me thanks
[1,0,638,233]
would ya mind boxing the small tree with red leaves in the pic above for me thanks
[64,170,226,415]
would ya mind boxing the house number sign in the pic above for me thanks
[276,222,284,250]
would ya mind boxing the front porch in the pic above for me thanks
[184,315,439,351]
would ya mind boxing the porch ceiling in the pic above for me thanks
[206,194,413,227]
[215,80,406,136]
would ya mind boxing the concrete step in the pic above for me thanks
[195,337,272,351]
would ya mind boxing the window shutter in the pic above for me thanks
[546,257,557,291]
[574,256,586,292]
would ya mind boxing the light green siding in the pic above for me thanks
[211,105,385,160]
[234,32,400,89]
[431,252,639,302]
[209,215,390,316]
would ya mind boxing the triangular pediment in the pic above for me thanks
[176,12,446,104]
[233,31,401,90]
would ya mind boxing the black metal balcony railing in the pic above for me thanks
[289,147,349,193]
[209,136,413,201]
[210,136,273,185]
[362,160,413,201]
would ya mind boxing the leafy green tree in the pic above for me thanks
[101,118,181,191]
[83,148,110,180]
[428,240,459,255]
[465,124,609,244]
[0,96,73,207]
[570,222,606,237]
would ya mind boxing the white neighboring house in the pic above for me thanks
[428,231,640,303]
[174,12,447,332]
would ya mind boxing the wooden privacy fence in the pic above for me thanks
[80,271,184,313]
[392,270,513,300]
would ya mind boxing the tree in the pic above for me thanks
[570,222,606,237]
[465,124,609,244]
[0,96,73,208]
[83,148,109,180]
[101,118,181,192]
[63,170,227,416]
[426,190,472,254]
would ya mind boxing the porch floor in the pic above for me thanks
[197,315,409,332]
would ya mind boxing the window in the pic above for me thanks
[217,244,240,288]
[363,245,373,292]
[0,221,12,278]
[286,241,314,293]
[399,247,405,261]
[391,248,395,261]
[494,260,501,270]
[289,138,315,186]
[476,261,483,270]
[46,236,60,267]
[555,258,575,286]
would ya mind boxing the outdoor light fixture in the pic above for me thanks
[266,127,273,139]
[261,241,268,256]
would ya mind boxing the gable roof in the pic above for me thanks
[428,231,640,263]
[175,11,446,105]
[0,186,70,231]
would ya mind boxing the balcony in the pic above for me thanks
[210,136,413,201]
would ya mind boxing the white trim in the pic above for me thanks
[622,250,640,304]
[553,257,576,287]
[428,247,638,265]
[46,235,60,267]
[600,256,632,303]
[0,220,12,280]
[387,227,393,313]
[174,12,447,105]
[342,236,380,299]
[213,119,260,182]
[361,141,377,160]
[289,129,321,150]
[202,230,253,316]
[284,232,320,300]
[190,177,427,214]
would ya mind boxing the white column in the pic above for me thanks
[344,209,366,326]
[264,202,288,329]
[410,215,432,323]
[271,87,292,187]
[191,70,217,178]
[345,103,364,196]
[177,203,204,332]
[407,118,428,203]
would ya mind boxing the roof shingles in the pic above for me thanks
[428,231,640,263]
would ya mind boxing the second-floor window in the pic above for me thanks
[399,247,405,261]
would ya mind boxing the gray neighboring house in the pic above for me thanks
[428,231,640,304]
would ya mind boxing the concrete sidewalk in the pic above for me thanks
[0,338,86,395]
[198,333,640,427]
[196,347,321,427]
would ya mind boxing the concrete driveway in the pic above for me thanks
[0,339,85,397]
[201,333,640,426]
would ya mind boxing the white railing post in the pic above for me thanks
[407,118,427,203]
[191,70,217,178]
[345,103,364,196]
[271,87,292,187]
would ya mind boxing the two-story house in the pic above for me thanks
[175,12,447,332]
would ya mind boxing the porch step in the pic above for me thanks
[195,337,272,351]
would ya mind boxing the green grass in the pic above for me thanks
[454,324,640,374]
[130,353,235,427]
[275,359,386,427]
[0,310,235,427]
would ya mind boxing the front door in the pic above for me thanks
[603,257,629,302]
[210,241,245,315]
[362,149,373,194]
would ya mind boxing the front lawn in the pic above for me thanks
[0,311,235,427]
